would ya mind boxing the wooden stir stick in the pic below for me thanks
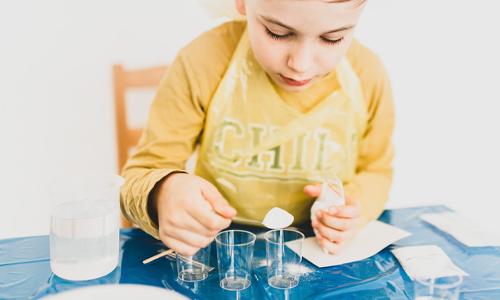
[143,249,174,264]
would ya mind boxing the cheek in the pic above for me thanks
[248,31,285,74]
[317,39,353,73]
[316,53,339,74]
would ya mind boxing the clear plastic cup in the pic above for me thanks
[215,230,256,291]
[48,172,124,281]
[414,276,463,300]
[176,245,211,282]
[265,229,305,289]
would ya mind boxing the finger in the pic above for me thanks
[331,198,362,218]
[163,228,214,252]
[158,199,216,236]
[200,180,237,218]
[345,194,362,207]
[315,233,343,254]
[303,183,322,197]
[159,234,201,257]
[312,218,342,242]
[179,210,223,236]
[181,195,230,234]
[316,209,360,231]
[187,203,232,233]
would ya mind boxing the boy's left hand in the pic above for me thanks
[304,185,362,254]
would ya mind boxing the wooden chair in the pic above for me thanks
[113,64,168,228]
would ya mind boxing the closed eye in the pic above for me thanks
[265,27,293,40]
[321,36,344,46]
[266,27,344,47]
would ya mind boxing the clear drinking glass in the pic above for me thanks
[265,229,304,289]
[414,276,463,300]
[49,172,124,281]
[176,245,211,282]
[215,230,256,291]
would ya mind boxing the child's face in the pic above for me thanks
[236,0,366,92]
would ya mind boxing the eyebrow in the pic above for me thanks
[259,15,356,34]
[326,0,367,8]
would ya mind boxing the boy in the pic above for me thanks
[120,0,394,256]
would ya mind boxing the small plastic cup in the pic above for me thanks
[265,229,304,289]
[176,245,211,282]
[414,276,463,300]
[215,230,256,291]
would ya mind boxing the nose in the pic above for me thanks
[287,42,313,74]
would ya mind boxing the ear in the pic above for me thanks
[234,0,246,16]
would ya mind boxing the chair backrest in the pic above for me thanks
[113,64,168,227]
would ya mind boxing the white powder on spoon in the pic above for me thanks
[262,207,294,229]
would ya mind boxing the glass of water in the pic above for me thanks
[215,230,256,291]
[414,276,463,300]
[265,229,304,289]
[49,172,124,281]
[176,245,211,282]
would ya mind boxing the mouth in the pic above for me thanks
[279,74,313,87]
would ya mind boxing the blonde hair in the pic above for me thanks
[200,0,246,20]
[200,0,366,20]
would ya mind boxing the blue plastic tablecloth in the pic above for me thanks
[1,205,500,299]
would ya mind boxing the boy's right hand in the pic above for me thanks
[152,173,237,256]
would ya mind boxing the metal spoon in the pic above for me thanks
[232,207,294,229]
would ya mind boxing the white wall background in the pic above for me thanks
[1,0,499,239]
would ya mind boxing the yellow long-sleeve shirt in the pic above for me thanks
[120,21,395,239]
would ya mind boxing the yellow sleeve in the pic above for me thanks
[119,21,246,239]
[344,41,396,228]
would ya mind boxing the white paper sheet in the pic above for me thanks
[420,211,500,247]
[391,245,469,280]
[300,220,412,268]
